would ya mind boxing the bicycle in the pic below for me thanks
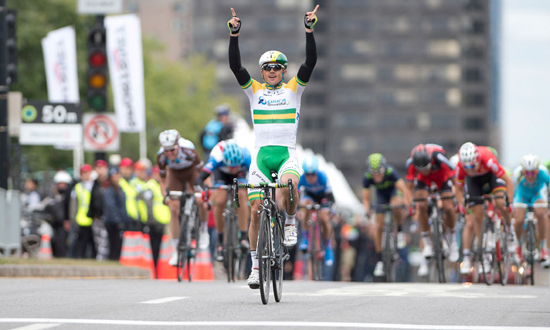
[463,195,511,286]
[204,179,245,283]
[413,191,453,283]
[235,171,293,305]
[379,204,405,283]
[168,190,202,282]
[298,204,324,281]
[519,205,539,285]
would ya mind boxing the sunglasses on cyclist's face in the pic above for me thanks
[262,64,284,72]
[524,170,538,176]
[164,146,178,153]
[415,163,431,172]
[305,173,316,177]
[463,162,476,170]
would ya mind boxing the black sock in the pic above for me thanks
[397,225,403,232]
[376,253,382,262]
[240,231,248,241]
[217,233,224,246]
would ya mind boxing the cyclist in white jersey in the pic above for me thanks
[228,5,319,289]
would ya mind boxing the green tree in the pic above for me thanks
[7,0,241,173]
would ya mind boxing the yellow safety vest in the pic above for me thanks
[149,179,170,225]
[119,177,139,221]
[74,183,93,227]
[131,177,149,224]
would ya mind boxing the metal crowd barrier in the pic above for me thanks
[0,188,21,256]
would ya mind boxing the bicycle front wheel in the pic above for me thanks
[310,219,323,281]
[187,207,201,282]
[481,218,496,286]
[225,210,238,283]
[432,217,446,283]
[272,212,285,302]
[258,210,272,304]
[177,214,189,282]
[497,224,510,286]
[382,216,395,283]
[526,221,536,286]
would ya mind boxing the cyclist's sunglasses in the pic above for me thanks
[463,162,476,170]
[524,170,538,176]
[262,63,284,72]
[305,172,316,177]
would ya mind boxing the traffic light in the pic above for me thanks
[5,10,17,84]
[87,25,107,111]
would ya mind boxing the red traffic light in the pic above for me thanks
[89,51,106,67]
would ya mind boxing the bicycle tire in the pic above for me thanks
[481,218,495,285]
[272,212,285,302]
[526,221,536,286]
[432,215,446,283]
[312,219,324,281]
[187,204,200,282]
[177,211,190,282]
[382,214,394,282]
[497,223,510,285]
[224,210,237,283]
[258,210,272,305]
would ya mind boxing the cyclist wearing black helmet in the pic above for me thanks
[405,144,458,266]
[363,153,412,278]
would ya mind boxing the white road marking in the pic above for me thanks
[140,297,187,304]
[10,324,61,330]
[0,319,549,329]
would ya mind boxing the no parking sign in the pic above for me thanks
[83,113,119,151]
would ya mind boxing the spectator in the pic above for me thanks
[136,162,170,277]
[103,167,130,261]
[118,157,139,228]
[45,170,73,257]
[199,104,234,157]
[21,177,41,211]
[88,159,109,220]
[70,164,96,259]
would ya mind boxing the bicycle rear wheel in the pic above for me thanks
[481,218,496,285]
[272,212,285,302]
[526,221,536,286]
[258,210,272,304]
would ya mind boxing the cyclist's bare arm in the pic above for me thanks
[395,179,412,206]
[362,188,371,214]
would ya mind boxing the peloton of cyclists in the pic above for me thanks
[195,139,252,262]
[298,155,336,267]
[362,153,412,278]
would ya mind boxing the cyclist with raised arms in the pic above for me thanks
[298,155,336,266]
[228,5,318,289]
[195,139,251,262]
[512,154,550,265]
[455,142,515,274]
[363,153,412,278]
[157,129,204,266]
[406,144,459,263]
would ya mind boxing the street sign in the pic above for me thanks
[19,101,82,146]
[83,113,119,151]
[77,0,123,14]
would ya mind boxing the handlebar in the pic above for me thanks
[167,191,202,199]
[298,204,322,210]
[238,182,290,189]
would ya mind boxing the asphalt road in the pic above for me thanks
[1,278,550,330]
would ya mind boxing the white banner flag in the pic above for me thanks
[105,14,146,132]
[42,26,80,103]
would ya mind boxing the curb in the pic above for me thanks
[0,265,150,279]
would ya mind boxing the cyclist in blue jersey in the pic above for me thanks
[512,154,550,265]
[298,155,335,266]
[362,153,412,278]
[195,140,251,262]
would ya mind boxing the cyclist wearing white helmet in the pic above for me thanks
[297,155,336,267]
[455,142,515,275]
[228,5,319,289]
[195,139,252,262]
[157,129,205,266]
[512,154,550,265]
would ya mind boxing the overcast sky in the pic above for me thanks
[501,0,550,167]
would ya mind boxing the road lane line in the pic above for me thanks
[1,319,549,329]
[140,297,187,304]
[10,324,61,330]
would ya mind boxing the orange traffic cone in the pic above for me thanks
[38,234,53,260]
[120,231,143,267]
[156,235,177,280]
[189,244,214,282]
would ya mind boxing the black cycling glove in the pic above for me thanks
[228,19,241,34]
[304,14,317,29]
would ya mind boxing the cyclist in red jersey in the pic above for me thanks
[455,142,515,274]
[406,144,459,275]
